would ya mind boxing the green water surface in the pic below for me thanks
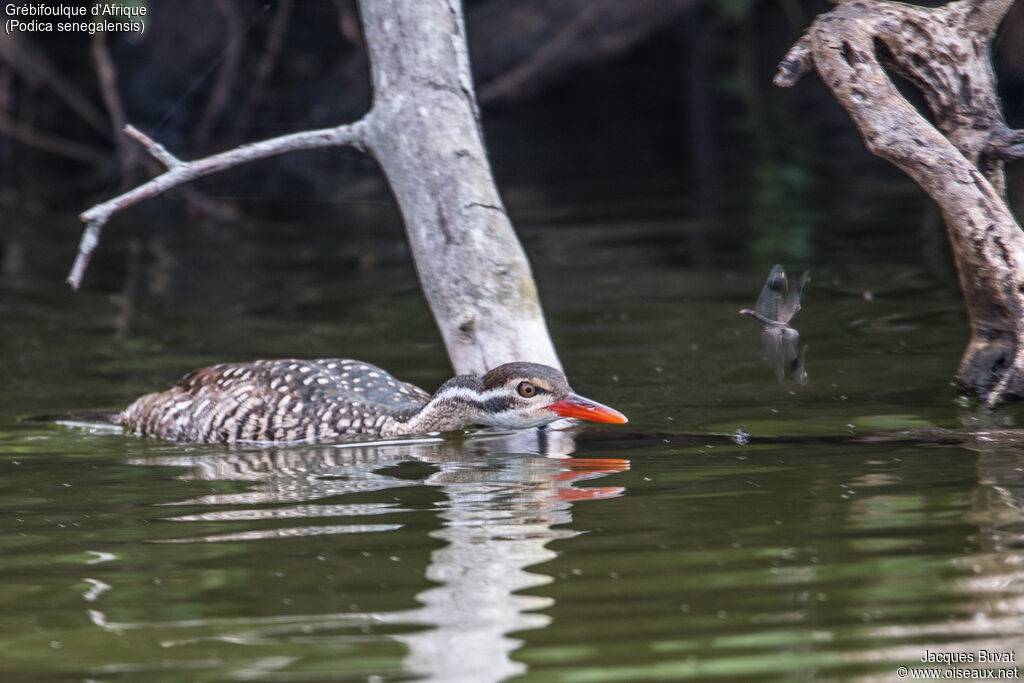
[2,195,1023,682]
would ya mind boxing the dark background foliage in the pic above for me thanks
[3,0,1021,214]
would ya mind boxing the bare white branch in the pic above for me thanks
[68,0,562,375]
[123,125,183,169]
[67,120,367,290]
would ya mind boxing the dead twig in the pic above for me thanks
[0,33,109,136]
[474,0,696,103]
[90,25,146,182]
[122,125,183,168]
[67,121,367,290]
[68,0,563,375]
[235,0,295,133]
[198,0,246,145]
[0,109,107,164]
[247,0,294,108]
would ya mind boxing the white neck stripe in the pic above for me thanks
[432,386,512,403]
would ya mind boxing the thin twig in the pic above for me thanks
[67,120,368,290]
[251,0,294,98]
[90,26,145,182]
[198,0,246,144]
[474,0,695,104]
[0,33,109,135]
[238,0,295,131]
[0,65,12,110]
[122,125,183,168]
[477,4,601,103]
[90,30,126,138]
[0,109,107,163]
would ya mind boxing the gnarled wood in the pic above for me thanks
[777,0,1024,408]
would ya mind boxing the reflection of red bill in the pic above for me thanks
[559,487,625,501]
[561,458,630,471]
[555,458,629,500]
[548,394,628,424]
[558,458,630,481]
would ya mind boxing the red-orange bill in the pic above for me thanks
[548,393,628,424]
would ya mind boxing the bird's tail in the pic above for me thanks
[24,411,122,425]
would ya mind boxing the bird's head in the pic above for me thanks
[441,362,628,430]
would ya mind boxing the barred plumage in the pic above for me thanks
[115,359,627,444]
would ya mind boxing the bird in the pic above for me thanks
[113,359,628,444]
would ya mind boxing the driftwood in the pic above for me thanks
[776,0,1024,408]
[66,0,561,376]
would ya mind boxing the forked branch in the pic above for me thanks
[68,0,562,376]
[67,121,366,291]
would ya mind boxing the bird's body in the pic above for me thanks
[115,359,626,444]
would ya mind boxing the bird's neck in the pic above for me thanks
[382,374,493,436]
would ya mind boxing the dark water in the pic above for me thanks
[4,182,1024,682]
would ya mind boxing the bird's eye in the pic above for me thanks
[517,381,537,398]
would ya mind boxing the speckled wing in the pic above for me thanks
[309,359,431,413]
[118,358,432,444]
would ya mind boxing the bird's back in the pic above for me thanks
[117,359,431,443]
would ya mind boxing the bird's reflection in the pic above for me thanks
[740,264,810,385]
[107,427,628,681]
